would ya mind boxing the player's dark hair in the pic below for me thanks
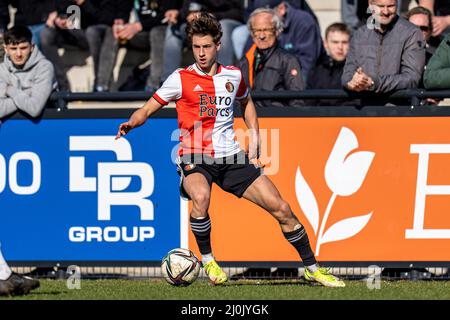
[186,12,223,44]
[3,25,33,45]
[325,22,351,40]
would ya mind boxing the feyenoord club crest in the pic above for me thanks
[225,81,234,93]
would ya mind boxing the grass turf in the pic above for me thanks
[1,279,449,300]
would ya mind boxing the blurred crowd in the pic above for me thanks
[1,0,450,116]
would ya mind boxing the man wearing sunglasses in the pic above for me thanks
[405,6,435,63]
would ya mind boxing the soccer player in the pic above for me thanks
[116,12,345,288]
[0,245,40,296]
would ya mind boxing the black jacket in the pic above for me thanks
[0,0,55,30]
[240,43,305,107]
[179,0,244,24]
[56,0,132,28]
[135,0,181,31]
[307,56,359,106]
[78,0,132,26]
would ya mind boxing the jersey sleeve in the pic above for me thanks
[236,70,249,101]
[152,69,183,105]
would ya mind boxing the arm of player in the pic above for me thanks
[115,97,164,139]
[239,94,260,163]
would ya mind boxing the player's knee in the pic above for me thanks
[276,200,293,223]
[190,191,210,209]
[279,200,291,215]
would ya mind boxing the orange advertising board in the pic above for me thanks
[188,117,450,262]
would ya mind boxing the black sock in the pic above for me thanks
[283,225,317,266]
[190,214,212,255]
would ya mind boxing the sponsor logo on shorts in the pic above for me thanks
[184,163,196,171]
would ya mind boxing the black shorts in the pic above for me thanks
[176,151,262,199]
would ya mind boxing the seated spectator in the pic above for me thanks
[0,26,54,118]
[342,0,426,106]
[405,5,441,105]
[76,0,133,92]
[405,6,435,63]
[240,7,304,107]
[97,0,180,92]
[231,0,319,61]
[419,0,450,37]
[0,0,55,49]
[40,0,91,91]
[256,0,324,80]
[307,23,360,106]
[162,0,244,81]
[423,33,450,89]
[41,0,131,92]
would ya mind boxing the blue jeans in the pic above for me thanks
[231,24,250,61]
[29,24,46,49]
[96,25,166,90]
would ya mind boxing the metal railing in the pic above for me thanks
[48,89,450,109]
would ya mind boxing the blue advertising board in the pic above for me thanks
[0,116,182,262]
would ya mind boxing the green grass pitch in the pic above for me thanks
[1,279,449,300]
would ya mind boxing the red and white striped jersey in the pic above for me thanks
[153,63,248,158]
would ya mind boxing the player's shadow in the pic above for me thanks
[223,279,311,287]
[28,291,66,296]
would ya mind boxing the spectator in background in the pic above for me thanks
[405,6,440,104]
[405,6,435,63]
[40,0,91,91]
[256,0,324,80]
[76,0,133,92]
[231,0,319,61]
[240,7,304,107]
[41,0,133,92]
[97,0,181,92]
[419,0,450,37]
[161,0,245,81]
[342,0,425,106]
[0,26,54,119]
[40,0,133,92]
[307,23,360,106]
[424,33,450,89]
[0,0,55,49]
[342,0,413,30]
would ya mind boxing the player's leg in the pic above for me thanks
[242,175,316,261]
[0,244,40,296]
[242,176,345,287]
[182,173,227,284]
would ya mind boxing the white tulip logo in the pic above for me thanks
[296,127,375,256]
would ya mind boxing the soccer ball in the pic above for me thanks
[161,248,201,286]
